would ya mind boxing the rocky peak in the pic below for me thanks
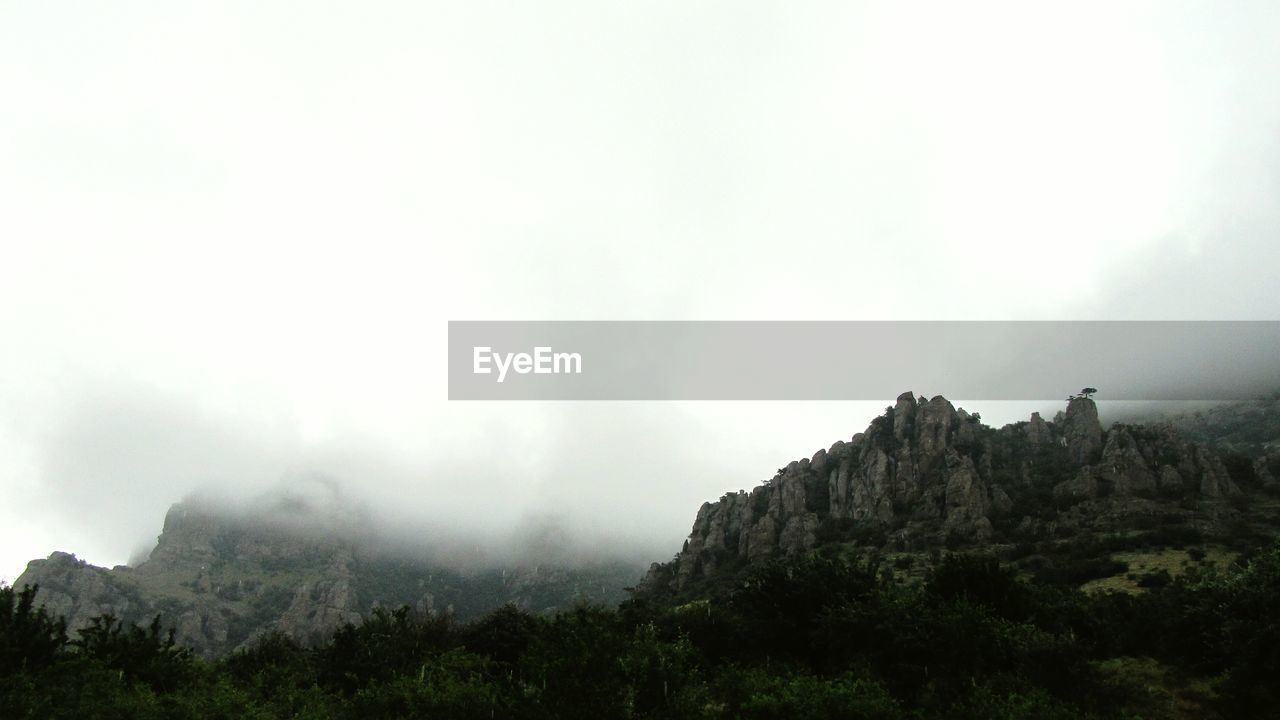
[146,502,223,566]
[1025,412,1052,444]
[15,552,144,641]
[646,392,1007,594]
[1062,397,1104,465]
[16,496,642,657]
[892,391,917,441]
[644,392,1253,597]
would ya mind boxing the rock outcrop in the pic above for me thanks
[277,578,363,646]
[644,393,1249,596]
[15,498,644,657]
[647,392,1011,593]
[1062,397,1104,465]
[1025,412,1052,445]
[14,553,146,633]
[1050,418,1242,503]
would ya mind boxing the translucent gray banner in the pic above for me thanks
[447,321,1280,401]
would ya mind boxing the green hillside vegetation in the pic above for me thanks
[5,541,1280,719]
[11,393,1280,717]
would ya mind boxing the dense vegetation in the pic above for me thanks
[4,540,1279,719]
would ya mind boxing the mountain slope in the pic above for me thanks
[16,498,643,657]
[641,392,1277,599]
[17,392,1280,657]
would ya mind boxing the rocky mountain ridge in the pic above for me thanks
[642,393,1253,596]
[16,498,643,657]
[16,392,1277,655]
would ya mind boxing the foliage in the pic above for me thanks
[4,542,1280,717]
[732,670,900,719]
[71,613,195,692]
[0,584,66,675]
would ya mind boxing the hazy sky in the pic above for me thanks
[2,2,1279,582]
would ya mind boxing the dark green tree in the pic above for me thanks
[0,584,67,675]
[71,614,194,692]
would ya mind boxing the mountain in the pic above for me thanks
[1165,391,1280,491]
[15,493,643,657]
[16,392,1280,660]
[641,393,1280,599]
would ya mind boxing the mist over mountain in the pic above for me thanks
[17,389,1280,661]
[3,1,1280,715]
[641,392,1280,600]
[16,484,646,658]
[4,1,1280,594]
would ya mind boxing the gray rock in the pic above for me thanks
[645,392,1261,597]
[991,484,1013,515]
[778,514,820,554]
[1025,412,1052,444]
[1054,468,1099,502]
[943,451,988,529]
[1159,465,1185,492]
[278,579,362,646]
[972,517,995,544]
[915,396,955,461]
[1062,398,1103,465]
[893,391,917,441]
[1098,428,1157,495]
[17,499,644,657]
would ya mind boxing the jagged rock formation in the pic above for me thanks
[643,392,1248,596]
[16,553,147,632]
[1058,420,1239,502]
[15,498,644,657]
[1165,391,1280,494]
[20,392,1275,652]
[1061,397,1104,465]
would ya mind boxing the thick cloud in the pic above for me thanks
[2,2,1279,581]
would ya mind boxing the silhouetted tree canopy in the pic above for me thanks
[3,542,1280,717]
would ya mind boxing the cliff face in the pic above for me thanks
[15,500,643,657]
[1061,397,1104,465]
[644,392,1246,596]
[15,552,147,633]
[1166,391,1280,495]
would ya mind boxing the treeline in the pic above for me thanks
[3,544,1279,719]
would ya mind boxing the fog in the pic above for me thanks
[3,2,1279,582]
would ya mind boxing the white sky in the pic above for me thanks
[2,1,1279,582]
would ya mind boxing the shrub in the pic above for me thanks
[1035,557,1128,587]
[1136,570,1173,589]
[735,671,902,720]
[72,614,194,692]
[0,585,67,675]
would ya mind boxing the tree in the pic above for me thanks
[0,584,67,674]
[1079,388,1098,399]
[460,603,539,667]
[72,614,194,692]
